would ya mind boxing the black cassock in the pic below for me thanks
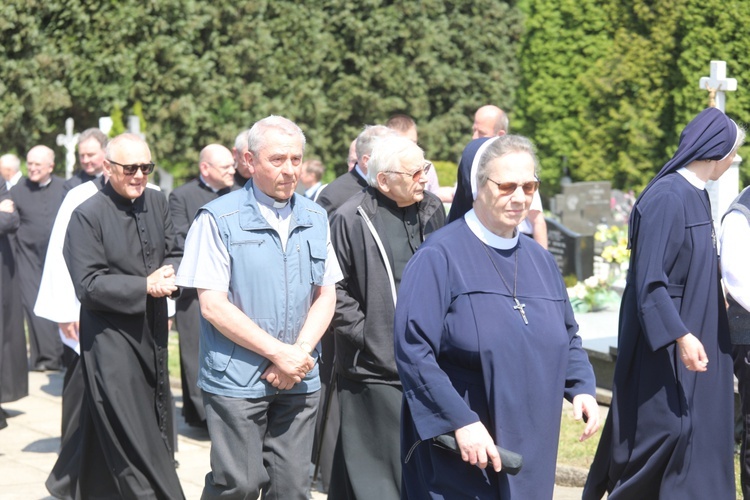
[10,176,65,369]
[168,178,232,426]
[47,183,184,499]
[0,183,27,404]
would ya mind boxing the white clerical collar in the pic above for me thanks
[38,177,52,188]
[253,183,290,209]
[677,167,706,190]
[354,164,367,181]
[200,175,220,193]
[464,209,519,249]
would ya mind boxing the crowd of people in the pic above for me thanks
[0,105,746,499]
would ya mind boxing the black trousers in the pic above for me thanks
[735,344,750,499]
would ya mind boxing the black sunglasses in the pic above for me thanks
[107,159,155,176]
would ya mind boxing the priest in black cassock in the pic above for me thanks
[584,108,744,499]
[10,145,65,372]
[62,128,107,192]
[394,135,599,499]
[0,180,27,428]
[47,133,184,499]
[169,143,236,428]
[312,124,397,492]
[232,129,252,187]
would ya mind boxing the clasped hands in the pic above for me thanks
[262,343,315,391]
[147,264,177,298]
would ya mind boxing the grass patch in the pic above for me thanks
[168,329,181,378]
[557,403,742,494]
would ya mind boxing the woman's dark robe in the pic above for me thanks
[394,218,596,499]
[584,173,735,499]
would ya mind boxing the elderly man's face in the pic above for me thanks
[474,151,536,238]
[202,148,236,190]
[78,138,106,176]
[26,148,54,184]
[472,112,495,140]
[246,129,304,201]
[104,138,152,200]
[233,146,252,180]
[0,161,16,181]
[378,153,429,208]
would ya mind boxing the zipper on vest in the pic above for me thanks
[284,252,292,343]
[297,244,302,284]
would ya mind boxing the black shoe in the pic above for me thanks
[31,362,47,372]
[0,414,7,430]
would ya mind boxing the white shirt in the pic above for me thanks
[721,209,750,312]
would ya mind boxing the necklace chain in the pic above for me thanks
[481,244,528,325]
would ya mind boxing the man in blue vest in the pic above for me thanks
[176,115,342,499]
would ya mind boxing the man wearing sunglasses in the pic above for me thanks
[52,133,184,499]
[328,135,445,500]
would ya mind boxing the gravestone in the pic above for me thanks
[552,181,612,235]
[546,218,594,281]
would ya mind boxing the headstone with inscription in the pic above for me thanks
[552,181,612,235]
[546,218,594,281]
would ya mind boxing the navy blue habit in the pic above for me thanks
[394,213,596,499]
[583,108,738,499]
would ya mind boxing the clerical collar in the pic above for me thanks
[464,209,519,249]
[354,164,367,181]
[252,183,290,209]
[200,175,221,193]
[677,167,706,190]
[37,177,52,188]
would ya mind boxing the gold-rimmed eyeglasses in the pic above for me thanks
[487,178,540,196]
[382,161,432,181]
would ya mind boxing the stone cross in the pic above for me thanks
[127,115,145,139]
[699,61,742,232]
[699,61,737,111]
[56,118,79,180]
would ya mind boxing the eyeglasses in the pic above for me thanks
[487,178,540,196]
[207,162,236,173]
[382,161,432,181]
[107,159,155,176]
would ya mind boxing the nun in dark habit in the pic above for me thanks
[394,135,600,499]
[584,107,745,499]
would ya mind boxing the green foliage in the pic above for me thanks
[432,160,458,187]
[0,0,523,182]
[517,0,750,194]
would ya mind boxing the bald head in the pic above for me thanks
[199,144,236,190]
[26,145,55,184]
[104,133,152,200]
[472,105,509,140]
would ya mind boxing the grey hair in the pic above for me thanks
[355,125,396,163]
[367,135,424,187]
[0,154,21,172]
[476,135,538,188]
[247,116,306,155]
[78,128,108,149]
[234,129,250,153]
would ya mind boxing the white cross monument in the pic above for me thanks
[699,60,741,231]
[56,118,79,180]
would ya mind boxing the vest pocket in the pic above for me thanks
[307,239,327,284]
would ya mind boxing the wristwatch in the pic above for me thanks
[297,341,313,354]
